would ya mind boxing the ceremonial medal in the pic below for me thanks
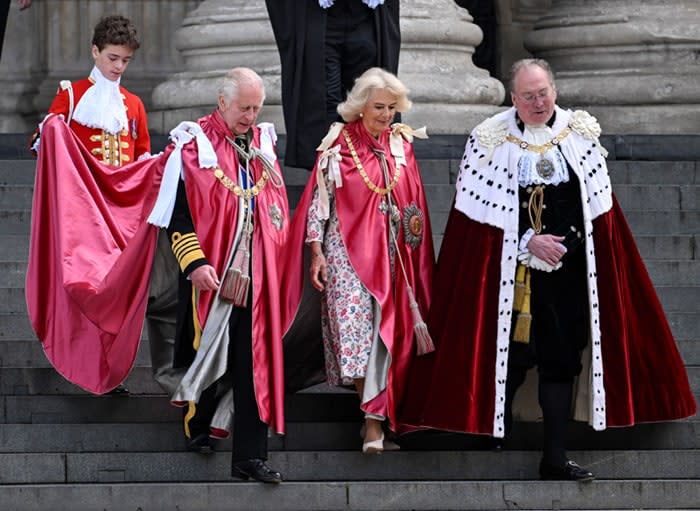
[402,203,424,249]
[536,156,555,179]
[269,203,284,231]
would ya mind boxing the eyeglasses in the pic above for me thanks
[515,88,553,104]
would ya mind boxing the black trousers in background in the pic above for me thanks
[0,0,10,60]
[186,292,268,468]
[324,1,377,120]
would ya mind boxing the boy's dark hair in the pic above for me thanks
[92,15,140,51]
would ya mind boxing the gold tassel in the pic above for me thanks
[513,264,526,311]
[512,266,531,344]
[407,286,435,355]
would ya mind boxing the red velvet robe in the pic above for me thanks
[25,114,166,394]
[400,199,697,434]
[281,120,434,431]
[177,111,289,434]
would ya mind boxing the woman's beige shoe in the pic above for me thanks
[362,432,384,454]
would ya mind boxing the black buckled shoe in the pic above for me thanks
[232,459,283,484]
[106,384,130,396]
[186,433,214,455]
[539,459,595,482]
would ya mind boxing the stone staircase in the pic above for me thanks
[0,134,697,510]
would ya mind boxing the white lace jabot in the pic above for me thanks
[72,66,129,135]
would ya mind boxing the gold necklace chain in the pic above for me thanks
[506,126,572,154]
[342,129,400,196]
[212,167,269,200]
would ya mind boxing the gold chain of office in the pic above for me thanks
[212,167,269,200]
[506,126,572,154]
[342,129,401,196]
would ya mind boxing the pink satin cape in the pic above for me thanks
[182,112,289,434]
[400,199,696,433]
[25,114,167,394]
[281,120,435,431]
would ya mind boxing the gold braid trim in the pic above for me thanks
[171,232,205,272]
[342,128,400,196]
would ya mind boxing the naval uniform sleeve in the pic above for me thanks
[166,179,209,277]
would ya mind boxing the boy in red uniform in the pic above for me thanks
[32,14,150,164]
[29,16,182,398]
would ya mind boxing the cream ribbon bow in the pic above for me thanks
[390,123,428,167]
[316,144,343,219]
[147,122,217,227]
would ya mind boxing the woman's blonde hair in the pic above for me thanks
[337,67,411,122]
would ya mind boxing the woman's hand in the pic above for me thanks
[527,234,567,266]
[309,242,328,292]
[189,264,220,291]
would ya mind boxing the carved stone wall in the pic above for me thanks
[525,0,700,134]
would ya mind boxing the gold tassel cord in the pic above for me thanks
[528,185,544,235]
[375,149,435,355]
[512,264,532,344]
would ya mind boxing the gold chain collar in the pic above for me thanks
[343,129,400,196]
[212,167,269,200]
[506,126,572,154]
[210,135,275,200]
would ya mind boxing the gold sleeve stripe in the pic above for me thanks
[171,232,206,272]
[191,285,202,351]
[172,236,200,257]
[178,249,206,272]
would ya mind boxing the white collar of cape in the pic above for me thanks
[71,66,129,135]
[146,120,278,228]
[454,105,612,437]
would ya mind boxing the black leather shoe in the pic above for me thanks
[539,459,595,482]
[106,384,129,396]
[186,433,214,455]
[232,459,283,484]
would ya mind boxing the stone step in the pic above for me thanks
[18,254,700,304]
[0,159,35,185]
[0,337,153,369]
[655,286,700,313]
[2,158,698,187]
[0,309,697,369]
[0,480,697,511]
[614,184,698,211]
[3,388,699,427]
[0,232,694,263]
[0,234,29,260]
[0,184,34,209]
[0,416,698,453]
[632,234,696,260]
[607,161,699,185]
[427,209,700,237]
[29,363,700,400]
[3,182,696,218]
[0,450,697,484]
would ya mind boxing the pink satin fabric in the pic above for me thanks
[181,112,289,433]
[282,120,435,431]
[25,115,167,394]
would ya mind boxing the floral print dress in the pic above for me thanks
[306,169,383,386]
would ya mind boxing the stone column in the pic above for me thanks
[0,1,46,132]
[151,0,505,135]
[525,0,700,134]
[494,0,551,81]
[398,0,505,133]
[150,0,282,134]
